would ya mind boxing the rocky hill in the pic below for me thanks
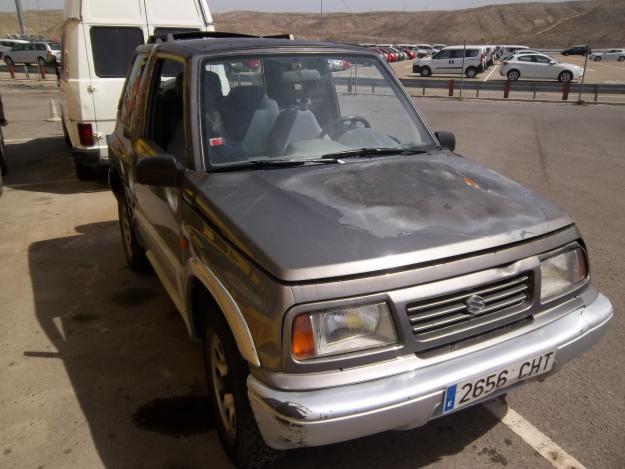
[0,1,622,48]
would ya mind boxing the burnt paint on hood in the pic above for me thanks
[189,153,571,282]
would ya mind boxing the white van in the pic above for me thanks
[60,0,214,179]
[412,45,485,78]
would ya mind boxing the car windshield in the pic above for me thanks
[200,53,434,168]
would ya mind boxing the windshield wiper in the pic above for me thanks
[321,147,428,160]
[211,158,341,172]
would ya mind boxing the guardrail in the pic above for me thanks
[400,78,625,101]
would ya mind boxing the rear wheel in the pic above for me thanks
[465,67,477,78]
[507,69,520,81]
[117,195,150,272]
[618,56,625,62]
[205,314,278,468]
[420,66,432,77]
[594,56,602,62]
[559,71,573,83]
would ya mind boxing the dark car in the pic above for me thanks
[562,45,591,56]
[108,31,612,469]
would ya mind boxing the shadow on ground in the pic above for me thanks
[4,137,108,194]
[28,221,500,468]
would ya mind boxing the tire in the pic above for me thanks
[117,196,150,272]
[420,66,432,77]
[37,57,47,67]
[204,314,279,469]
[0,131,7,176]
[507,69,520,81]
[417,53,425,59]
[618,56,625,62]
[559,71,573,83]
[465,67,477,78]
[594,56,601,62]
[4,56,13,66]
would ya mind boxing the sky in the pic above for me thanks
[0,0,569,13]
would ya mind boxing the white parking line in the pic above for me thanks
[484,398,586,469]
[483,65,499,82]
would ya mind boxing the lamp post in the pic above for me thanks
[14,0,25,35]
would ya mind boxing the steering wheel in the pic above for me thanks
[318,115,371,139]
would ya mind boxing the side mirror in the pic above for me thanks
[136,155,182,187]
[435,131,456,152]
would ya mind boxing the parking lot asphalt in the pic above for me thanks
[0,87,624,469]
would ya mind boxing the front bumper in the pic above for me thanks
[248,292,612,449]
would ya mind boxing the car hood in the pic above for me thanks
[188,153,572,282]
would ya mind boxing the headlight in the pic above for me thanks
[291,303,397,360]
[540,248,587,301]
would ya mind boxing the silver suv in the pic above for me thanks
[3,41,61,67]
[108,32,613,468]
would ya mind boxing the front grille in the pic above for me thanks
[405,274,533,350]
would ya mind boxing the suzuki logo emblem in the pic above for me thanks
[466,295,486,316]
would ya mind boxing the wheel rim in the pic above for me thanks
[561,72,572,82]
[211,335,236,438]
[120,204,134,260]
[509,71,519,80]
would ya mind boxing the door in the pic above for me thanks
[34,43,47,63]
[516,55,537,79]
[86,25,146,147]
[133,57,188,294]
[431,49,452,74]
[531,55,555,79]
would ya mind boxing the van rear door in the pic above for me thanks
[144,0,214,34]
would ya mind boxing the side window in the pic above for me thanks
[534,55,551,64]
[36,44,46,51]
[119,54,147,131]
[90,26,144,78]
[27,44,35,51]
[466,49,479,58]
[436,50,451,59]
[146,59,188,167]
[518,56,533,62]
[450,50,464,59]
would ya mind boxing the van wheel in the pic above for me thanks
[507,70,520,81]
[37,57,47,67]
[465,67,477,78]
[558,71,573,83]
[204,314,279,469]
[117,196,150,272]
[4,56,13,66]
[420,66,432,77]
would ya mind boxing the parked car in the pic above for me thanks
[371,47,391,62]
[433,43,446,50]
[413,45,484,78]
[3,42,61,67]
[500,49,544,61]
[109,31,612,469]
[500,54,584,82]
[59,0,214,180]
[378,44,406,61]
[378,47,398,62]
[398,47,416,59]
[0,38,29,61]
[562,45,591,56]
[588,49,625,62]
[493,45,529,60]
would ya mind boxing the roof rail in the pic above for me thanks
[147,31,294,44]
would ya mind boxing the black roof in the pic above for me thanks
[138,37,372,59]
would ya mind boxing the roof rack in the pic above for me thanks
[147,31,294,44]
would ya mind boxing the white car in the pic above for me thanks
[588,49,625,62]
[493,45,529,60]
[500,50,544,61]
[413,45,484,78]
[500,54,583,82]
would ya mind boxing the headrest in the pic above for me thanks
[280,69,321,84]
[226,85,268,110]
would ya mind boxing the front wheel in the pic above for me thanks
[559,71,573,83]
[618,56,625,62]
[507,70,520,81]
[420,66,432,77]
[465,67,477,78]
[205,315,278,468]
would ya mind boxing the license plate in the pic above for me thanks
[443,350,556,413]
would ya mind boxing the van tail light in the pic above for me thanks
[77,123,94,146]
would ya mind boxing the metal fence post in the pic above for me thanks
[448,79,455,97]
[594,85,599,102]
[503,81,511,99]
[562,82,570,101]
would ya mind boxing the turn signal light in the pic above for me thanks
[292,314,315,360]
[77,123,94,146]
